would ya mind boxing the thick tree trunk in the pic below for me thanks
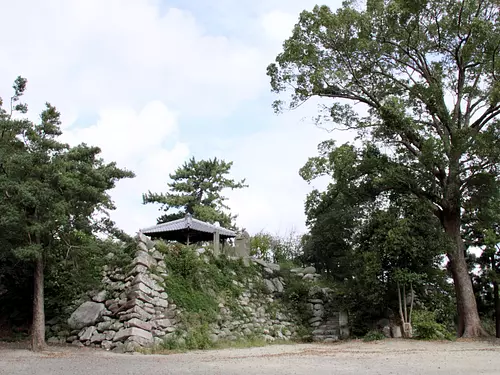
[444,215,486,338]
[31,256,45,351]
[494,281,500,338]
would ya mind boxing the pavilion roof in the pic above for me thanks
[139,214,236,243]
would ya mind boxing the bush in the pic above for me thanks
[412,310,454,340]
[363,330,386,342]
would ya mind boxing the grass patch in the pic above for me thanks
[363,330,386,342]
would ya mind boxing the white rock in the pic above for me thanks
[68,302,105,330]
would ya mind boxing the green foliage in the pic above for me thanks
[0,77,135,336]
[269,0,500,335]
[250,231,303,264]
[412,310,455,341]
[363,330,386,342]
[142,157,247,228]
[160,242,258,322]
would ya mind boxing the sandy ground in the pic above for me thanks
[1,339,500,375]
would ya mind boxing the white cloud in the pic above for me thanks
[260,11,299,42]
[62,101,190,234]
[0,0,350,237]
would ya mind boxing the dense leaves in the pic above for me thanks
[0,77,134,349]
[268,0,500,337]
[143,157,247,228]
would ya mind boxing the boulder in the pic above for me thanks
[68,302,106,330]
[272,278,284,293]
[137,232,155,250]
[92,290,108,303]
[79,326,97,341]
[133,251,157,269]
[391,325,402,338]
[264,279,276,294]
[382,326,391,338]
[125,318,152,331]
[114,327,153,343]
[303,266,316,275]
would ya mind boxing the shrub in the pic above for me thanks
[412,310,454,340]
[363,330,386,342]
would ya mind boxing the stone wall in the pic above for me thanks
[46,234,348,352]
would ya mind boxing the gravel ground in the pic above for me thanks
[1,339,500,375]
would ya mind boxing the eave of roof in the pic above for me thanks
[140,214,236,238]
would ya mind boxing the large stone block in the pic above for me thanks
[113,327,153,342]
[68,302,106,330]
[133,251,157,269]
[125,318,152,331]
[133,273,162,292]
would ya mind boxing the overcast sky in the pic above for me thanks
[0,0,355,236]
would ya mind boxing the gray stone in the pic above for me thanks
[128,264,148,276]
[324,337,339,343]
[125,318,152,331]
[79,326,97,341]
[68,302,106,330]
[264,279,276,294]
[47,337,62,344]
[382,326,391,338]
[154,298,169,308]
[90,332,106,343]
[272,278,284,293]
[391,325,402,338]
[110,322,124,331]
[308,316,323,324]
[133,251,157,269]
[97,320,114,332]
[303,266,316,275]
[137,232,155,250]
[105,330,116,341]
[92,290,108,303]
[290,268,304,273]
[308,299,323,304]
[137,241,149,252]
[133,273,162,292]
[302,274,315,281]
[124,341,141,352]
[312,309,324,317]
[113,327,153,342]
[209,334,219,343]
[102,340,113,350]
[72,340,84,347]
[155,319,172,328]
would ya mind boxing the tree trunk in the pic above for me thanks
[444,215,486,337]
[494,280,500,338]
[31,256,45,351]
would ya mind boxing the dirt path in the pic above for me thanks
[1,339,499,375]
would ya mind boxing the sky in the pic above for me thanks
[0,0,354,237]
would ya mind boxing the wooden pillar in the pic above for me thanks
[213,230,220,258]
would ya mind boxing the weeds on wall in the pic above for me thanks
[156,242,258,323]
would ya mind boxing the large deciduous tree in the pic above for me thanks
[267,0,499,337]
[143,157,247,228]
[0,77,134,350]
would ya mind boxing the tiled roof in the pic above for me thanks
[140,214,236,237]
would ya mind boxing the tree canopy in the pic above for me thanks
[0,77,134,350]
[143,157,247,228]
[268,0,499,337]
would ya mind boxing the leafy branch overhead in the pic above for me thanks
[143,157,247,228]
